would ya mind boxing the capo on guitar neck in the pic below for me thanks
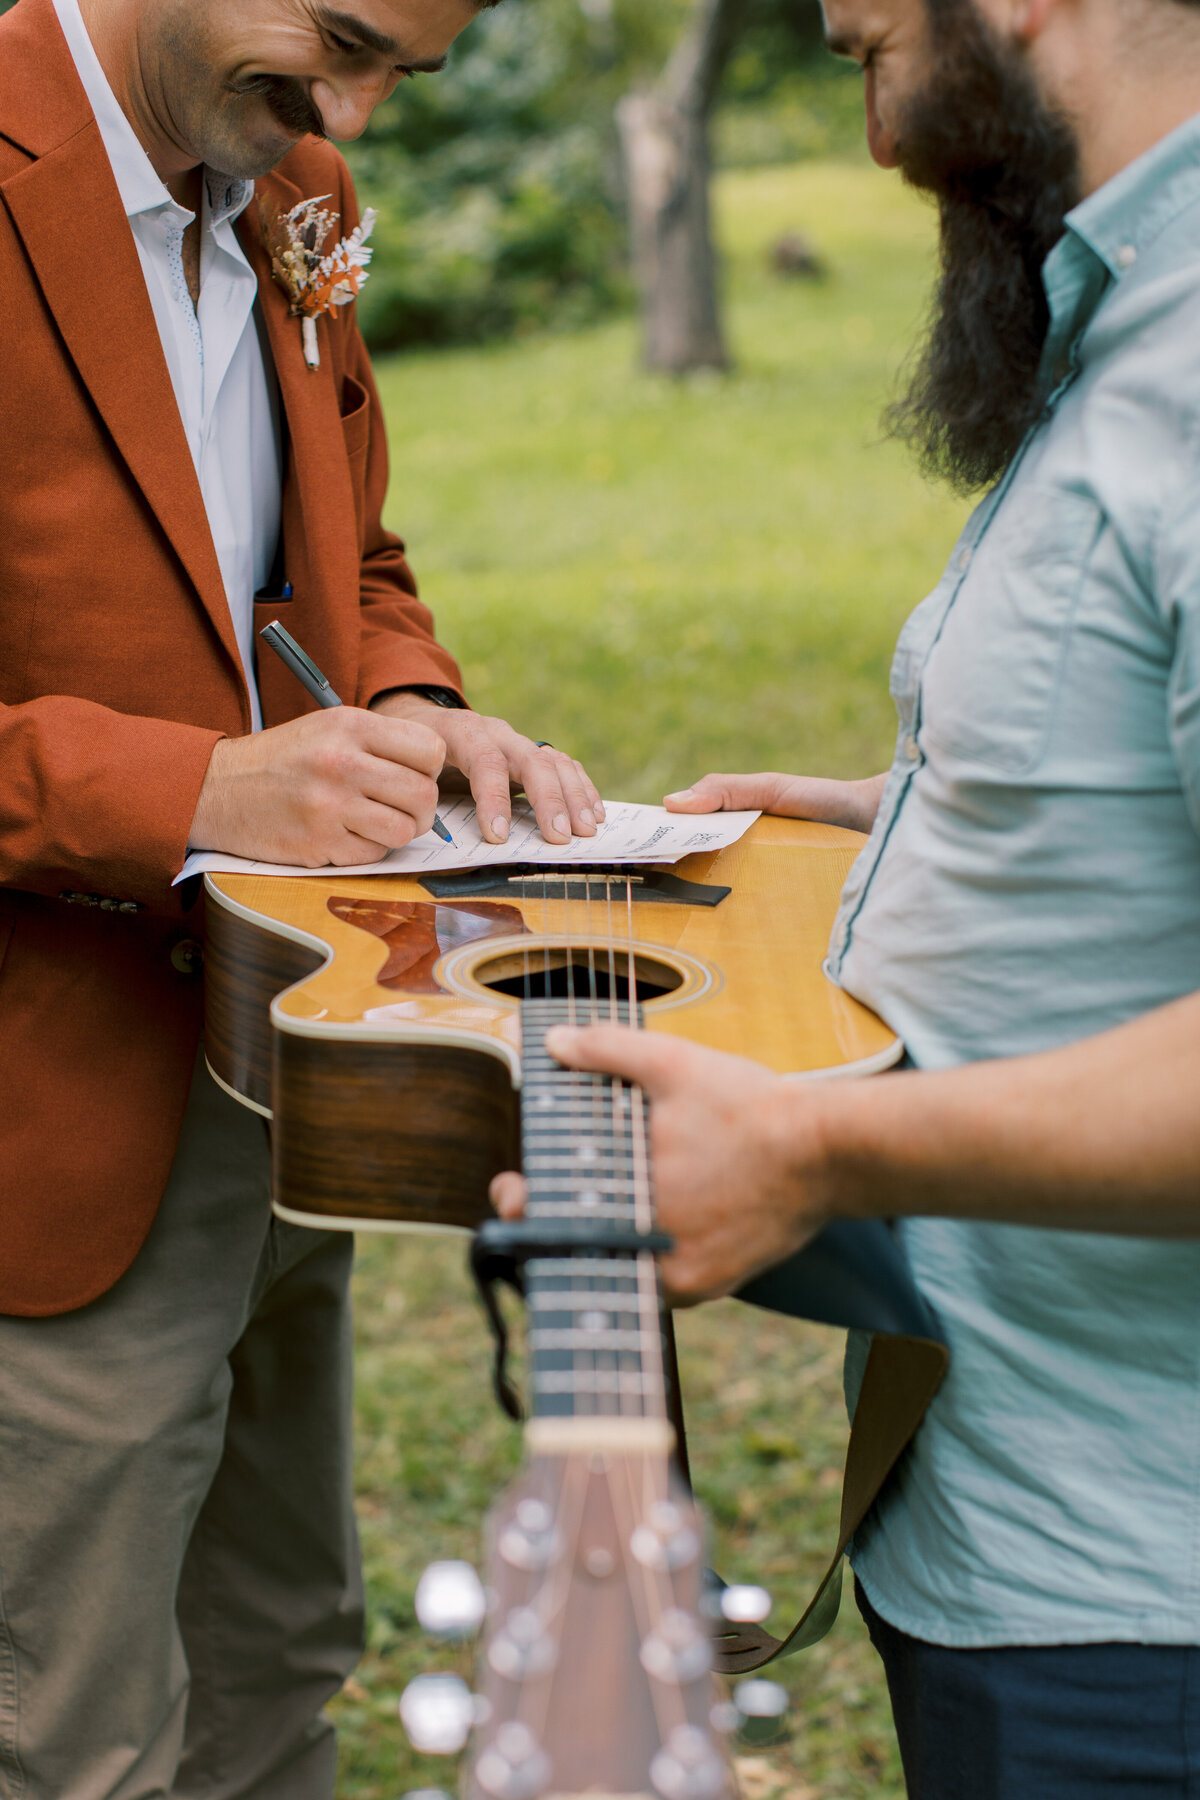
[469,1219,675,1423]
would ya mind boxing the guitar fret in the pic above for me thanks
[529,1328,652,1352]
[534,1369,658,1397]
[526,1290,642,1311]
[525,1256,648,1278]
[520,999,667,1426]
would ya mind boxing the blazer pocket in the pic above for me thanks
[920,487,1104,777]
[340,375,370,463]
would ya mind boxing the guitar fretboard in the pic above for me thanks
[520,998,668,1424]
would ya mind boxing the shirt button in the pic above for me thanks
[1116,243,1137,269]
[170,938,204,976]
[835,921,849,951]
[904,733,921,763]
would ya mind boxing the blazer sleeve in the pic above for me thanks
[0,697,221,913]
[327,153,468,711]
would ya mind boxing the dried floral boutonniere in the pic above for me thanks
[261,194,378,371]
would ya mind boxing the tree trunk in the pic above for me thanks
[617,0,751,374]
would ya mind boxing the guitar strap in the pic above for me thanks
[686,1218,950,1675]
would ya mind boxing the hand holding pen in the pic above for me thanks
[260,621,454,844]
[186,633,448,867]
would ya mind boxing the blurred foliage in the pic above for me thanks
[344,0,862,351]
[8,0,865,349]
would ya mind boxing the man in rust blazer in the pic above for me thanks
[0,0,601,1792]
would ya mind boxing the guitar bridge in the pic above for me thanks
[421,867,730,907]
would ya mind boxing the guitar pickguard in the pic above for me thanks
[328,897,526,994]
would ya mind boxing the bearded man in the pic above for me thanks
[493,0,1200,1791]
[0,0,605,1794]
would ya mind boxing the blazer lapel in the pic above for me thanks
[0,1,247,709]
[239,174,363,709]
[239,175,360,583]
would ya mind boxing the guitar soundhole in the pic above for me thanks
[477,947,684,1004]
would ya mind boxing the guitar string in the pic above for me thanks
[584,875,613,1418]
[516,874,714,1774]
[610,1447,694,1745]
[621,876,705,1749]
[607,888,698,1741]
[605,879,632,1423]
[515,1449,591,1750]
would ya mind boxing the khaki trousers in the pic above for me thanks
[0,1054,364,1799]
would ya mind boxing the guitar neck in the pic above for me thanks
[519,997,671,1441]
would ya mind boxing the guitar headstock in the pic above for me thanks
[464,1431,733,1800]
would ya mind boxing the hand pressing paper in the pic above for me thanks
[175,798,760,886]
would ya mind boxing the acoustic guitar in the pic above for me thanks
[202,818,940,1788]
[202,814,902,1791]
[202,814,900,1232]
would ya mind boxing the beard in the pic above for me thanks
[885,0,1083,493]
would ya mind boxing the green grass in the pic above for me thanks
[333,159,968,1799]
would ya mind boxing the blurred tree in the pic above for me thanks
[617,0,751,373]
[344,0,646,350]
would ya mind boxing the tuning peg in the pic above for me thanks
[630,1500,701,1573]
[640,1609,712,1685]
[414,1560,488,1638]
[732,1677,789,1747]
[499,1497,562,1573]
[487,1604,558,1679]
[398,1673,476,1756]
[719,1583,772,1624]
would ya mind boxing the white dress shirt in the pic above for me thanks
[54,0,282,730]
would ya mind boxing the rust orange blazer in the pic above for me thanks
[0,0,466,1316]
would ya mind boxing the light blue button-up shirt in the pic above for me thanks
[830,114,1200,1645]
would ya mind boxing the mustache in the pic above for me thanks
[231,74,326,140]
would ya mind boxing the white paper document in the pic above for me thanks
[174,798,760,886]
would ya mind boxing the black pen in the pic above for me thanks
[259,620,454,845]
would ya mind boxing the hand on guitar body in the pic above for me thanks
[665,768,889,835]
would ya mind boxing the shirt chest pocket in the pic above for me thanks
[920,487,1104,776]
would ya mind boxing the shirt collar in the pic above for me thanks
[51,0,253,230]
[1041,110,1200,368]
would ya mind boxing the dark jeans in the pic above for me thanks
[857,1582,1200,1798]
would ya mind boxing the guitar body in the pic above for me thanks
[202,816,900,1232]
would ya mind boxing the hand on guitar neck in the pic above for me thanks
[491,1026,827,1306]
[487,766,887,1302]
